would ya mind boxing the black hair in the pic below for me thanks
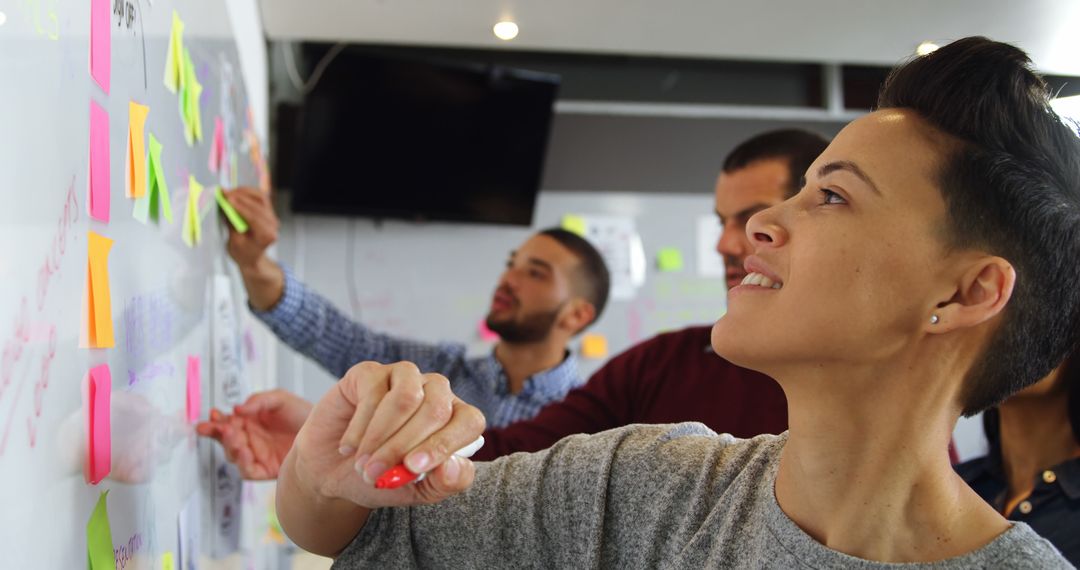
[538,227,611,331]
[877,37,1080,415]
[721,129,831,197]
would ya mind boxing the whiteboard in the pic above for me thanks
[0,1,279,567]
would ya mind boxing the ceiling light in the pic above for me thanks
[0,11,7,27]
[916,41,940,56]
[493,21,519,41]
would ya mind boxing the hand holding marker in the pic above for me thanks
[375,436,485,490]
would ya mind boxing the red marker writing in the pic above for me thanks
[375,436,485,490]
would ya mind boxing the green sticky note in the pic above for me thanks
[657,248,684,272]
[86,491,116,570]
[215,188,249,233]
[561,214,587,237]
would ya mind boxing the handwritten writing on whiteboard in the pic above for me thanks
[36,181,79,310]
[122,292,176,370]
[114,531,143,570]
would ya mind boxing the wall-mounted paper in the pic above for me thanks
[86,491,116,570]
[89,101,110,222]
[126,102,150,199]
[85,364,112,484]
[89,0,110,93]
[81,232,115,348]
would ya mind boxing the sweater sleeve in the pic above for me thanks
[333,424,719,569]
[473,333,652,460]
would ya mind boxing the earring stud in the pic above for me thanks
[930,315,940,325]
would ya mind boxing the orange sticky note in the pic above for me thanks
[126,102,150,198]
[82,232,115,348]
[89,101,110,222]
[581,334,609,359]
[89,0,110,93]
[186,356,201,423]
[85,364,112,484]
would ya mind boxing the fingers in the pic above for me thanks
[235,389,286,416]
[413,456,476,504]
[363,374,455,481]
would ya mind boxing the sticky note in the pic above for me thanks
[89,101,111,223]
[134,134,172,224]
[85,364,112,484]
[561,215,587,237]
[89,0,110,93]
[214,188,249,233]
[581,334,609,359]
[163,11,184,93]
[81,232,115,348]
[161,552,176,570]
[87,491,116,570]
[186,356,200,423]
[182,177,203,247]
[657,248,684,272]
[478,319,499,342]
[208,117,225,172]
[180,49,204,146]
[126,102,150,199]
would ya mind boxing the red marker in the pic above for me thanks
[374,436,485,490]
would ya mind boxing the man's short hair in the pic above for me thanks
[877,37,1080,415]
[538,228,611,330]
[722,129,830,197]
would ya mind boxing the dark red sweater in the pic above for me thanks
[476,325,789,461]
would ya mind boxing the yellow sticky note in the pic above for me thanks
[657,248,684,272]
[561,214,587,237]
[581,334,608,359]
[163,11,184,93]
[126,102,150,198]
[183,177,203,247]
[160,551,175,570]
[86,491,116,570]
[82,231,115,348]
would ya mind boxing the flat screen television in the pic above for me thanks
[289,50,560,226]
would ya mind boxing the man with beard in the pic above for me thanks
[198,187,609,478]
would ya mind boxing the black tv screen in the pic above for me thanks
[290,51,560,226]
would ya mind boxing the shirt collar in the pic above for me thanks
[489,349,581,398]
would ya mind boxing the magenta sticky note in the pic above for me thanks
[478,319,500,342]
[89,101,111,223]
[208,117,224,173]
[87,364,112,485]
[186,356,200,424]
[90,0,111,93]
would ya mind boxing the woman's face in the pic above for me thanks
[711,109,962,376]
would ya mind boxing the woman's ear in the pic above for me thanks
[927,256,1015,333]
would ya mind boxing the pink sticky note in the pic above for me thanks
[89,101,111,222]
[208,117,224,173]
[478,319,500,342]
[86,364,112,485]
[186,356,200,424]
[90,0,111,93]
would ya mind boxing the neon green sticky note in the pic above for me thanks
[214,188,249,233]
[163,11,184,93]
[561,214,587,237]
[657,248,684,272]
[86,491,116,570]
[160,552,176,570]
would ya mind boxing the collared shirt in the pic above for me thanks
[252,264,583,428]
[955,443,1080,565]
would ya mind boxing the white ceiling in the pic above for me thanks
[259,0,1080,76]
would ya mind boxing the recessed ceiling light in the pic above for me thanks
[0,11,8,27]
[916,41,940,56]
[493,21,519,41]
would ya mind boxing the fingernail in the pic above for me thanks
[443,456,461,485]
[363,461,386,485]
[406,452,430,473]
[338,445,356,457]
[353,454,370,475]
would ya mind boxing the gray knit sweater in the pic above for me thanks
[334,424,1072,569]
